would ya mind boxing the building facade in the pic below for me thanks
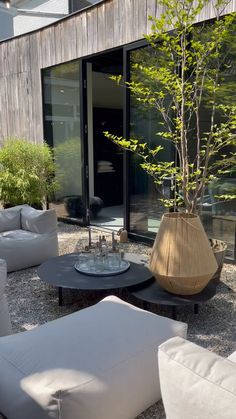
[0,0,235,259]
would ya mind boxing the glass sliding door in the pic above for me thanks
[191,24,236,261]
[126,45,173,238]
[43,60,87,222]
[124,34,236,259]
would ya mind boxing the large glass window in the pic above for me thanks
[128,46,173,237]
[43,60,85,221]
[195,29,236,260]
[128,38,235,258]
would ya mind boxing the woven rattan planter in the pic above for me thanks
[210,239,227,285]
[149,213,218,295]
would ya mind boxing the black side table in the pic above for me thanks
[129,279,216,319]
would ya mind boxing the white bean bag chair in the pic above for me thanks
[0,205,58,272]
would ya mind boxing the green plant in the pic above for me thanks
[105,0,236,213]
[0,138,59,207]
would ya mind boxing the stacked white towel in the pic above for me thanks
[97,160,115,173]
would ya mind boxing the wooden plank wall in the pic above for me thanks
[0,0,236,143]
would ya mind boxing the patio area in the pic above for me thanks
[2,221,236,419]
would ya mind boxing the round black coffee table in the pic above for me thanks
[38,253,153,305]
[128,279,216,319]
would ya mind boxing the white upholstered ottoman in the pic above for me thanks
[0,296,187,419]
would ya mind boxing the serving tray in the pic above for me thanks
[74,259,130,276]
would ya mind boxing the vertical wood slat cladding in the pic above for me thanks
[75,13,84,57]
[29,32,43,142]
[0,0,235,143]
[97,2,106,51]
[124,0,133,43]
[113,0,120,46]
[60,18,77,64]
[105,0,115,50]
[146,0,157,33]
[131,0,139,41]
[0,77,8,140]
[87,7,98,55]
[138,0,147,40]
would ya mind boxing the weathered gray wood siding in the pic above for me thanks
[0,0,236,143]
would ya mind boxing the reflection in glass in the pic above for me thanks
[129,32,235,258]
[43,61,84,220]
[129,46,173,237]
[195,27,236,260]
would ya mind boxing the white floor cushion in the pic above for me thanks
[0,295,187,419]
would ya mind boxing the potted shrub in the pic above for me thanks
[0,138,59,208]
[105,0,236,294]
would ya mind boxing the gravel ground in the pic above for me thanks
[2,221,236,419]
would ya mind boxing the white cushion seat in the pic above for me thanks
[158,336,236,419]
[0,295,187,419]
[0,205,58,272]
